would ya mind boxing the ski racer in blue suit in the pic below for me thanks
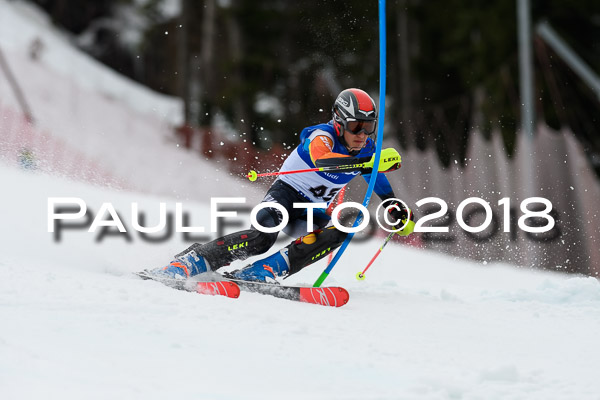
[151,88,414,282]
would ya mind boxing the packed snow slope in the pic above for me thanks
[2,163,600,400]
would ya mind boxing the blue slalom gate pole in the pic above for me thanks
[313,0,387,287]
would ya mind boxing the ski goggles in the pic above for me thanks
[335,114,377,135]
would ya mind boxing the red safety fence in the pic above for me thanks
[0,102,127,189]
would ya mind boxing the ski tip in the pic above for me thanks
[338,287,350,306]
[299,287,349,307]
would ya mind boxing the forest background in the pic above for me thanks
[30,0,600,175]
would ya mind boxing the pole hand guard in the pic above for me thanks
[362,148,402,174]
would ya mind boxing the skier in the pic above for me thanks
[151,88,414,282]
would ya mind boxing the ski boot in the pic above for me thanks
[228,248,290,283]
[150,249,211,279]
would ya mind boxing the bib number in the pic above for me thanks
[309,185,341,202]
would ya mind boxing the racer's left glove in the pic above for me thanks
[386,200,415,237]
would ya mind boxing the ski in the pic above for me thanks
[223,277,350,308]
[135,271,240,299]
[135,271,349,307]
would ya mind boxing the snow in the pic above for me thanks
[2,163,600,400]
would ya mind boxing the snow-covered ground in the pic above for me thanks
[2,161,600,400]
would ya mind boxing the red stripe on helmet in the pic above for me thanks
[350,88,375,112]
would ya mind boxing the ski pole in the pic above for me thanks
[246,164,366,182]
[356,231,395,280]
[326,187,346,265]
[246,163,400,182]
[246,148,401,182]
